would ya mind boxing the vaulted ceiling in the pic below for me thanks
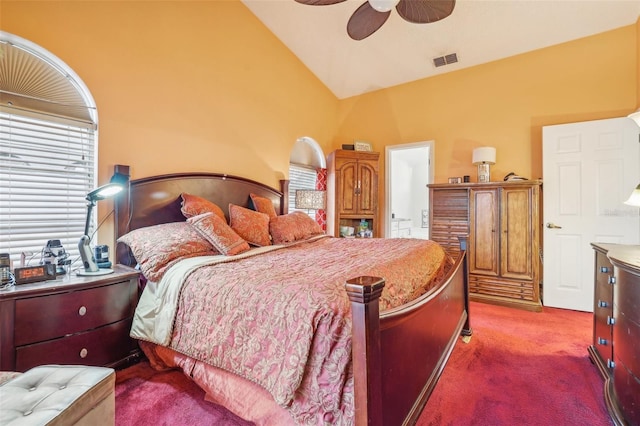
[242,0,640,99]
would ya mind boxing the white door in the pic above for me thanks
[543,117,640,312]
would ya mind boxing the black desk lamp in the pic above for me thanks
[77,181,123,276]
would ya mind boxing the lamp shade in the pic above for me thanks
[472,147,496,165]
[295,190,325,210]
[628,109,640,127]
[86,182,123,202]
[624,183,640,207]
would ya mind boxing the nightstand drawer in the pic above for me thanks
[14,280,135,346]
[15,319,135,372]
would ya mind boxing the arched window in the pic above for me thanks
[0,32,98,268]
[288,137,326,225]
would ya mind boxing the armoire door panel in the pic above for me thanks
[501,187,534,280]
[470,189,499,276]
[339,162,357,214]
[359,162,376,214]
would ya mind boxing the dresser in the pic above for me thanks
[429,181,542,311]
[589,243,640,426]
[0,265,140,372]
[326,149,380,238]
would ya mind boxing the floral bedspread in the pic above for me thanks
[131,236,450,425]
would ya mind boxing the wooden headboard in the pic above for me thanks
[113,165,289,267]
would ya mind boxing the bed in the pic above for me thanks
[112,164,472,426]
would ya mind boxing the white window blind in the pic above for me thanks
[288,163,317,217]
[0,112,96,266]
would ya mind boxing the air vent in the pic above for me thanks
[433,53,458,68]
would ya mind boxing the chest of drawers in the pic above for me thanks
[0,265,140,372]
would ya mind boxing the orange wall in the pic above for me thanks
[2,0,639,243]
[0,0,339,188]
[335,24,638,185]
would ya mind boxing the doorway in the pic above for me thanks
[385,141,434,239]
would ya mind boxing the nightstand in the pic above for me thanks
[0,264,140,372]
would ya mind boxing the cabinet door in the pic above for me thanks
[470,188,499,276]
[500,186,534,280]
[337,160,358,215]
[357,160,377,215]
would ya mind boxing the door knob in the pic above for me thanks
[546,223,562,229]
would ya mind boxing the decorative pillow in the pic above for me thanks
[229,204,271,247]
[181,193,226,220]
[270,211,323,245]
[250,193,277,219]
[188,212,250,256]
[117,222,217,282]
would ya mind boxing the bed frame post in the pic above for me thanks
[279,179,289,215]
[113,164,131,265]
[459,235,472,337]
[345,276,385,426]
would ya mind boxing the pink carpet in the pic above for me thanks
[115,301,612,425]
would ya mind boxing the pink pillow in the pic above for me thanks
[188,212,250,256]
[250,193,277,219]
[181,193,226,220]
[117,222,218,281]
[270,211,323,244]
[229,204,271,247]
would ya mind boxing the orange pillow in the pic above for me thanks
[270,211,323,244]
[250,193,277,219]
[181,193,226,220]
[188,212,250,256]
[229,204,271,246]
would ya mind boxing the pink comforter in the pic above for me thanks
[157,237,450,425]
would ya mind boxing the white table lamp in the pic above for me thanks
[472,147,496,183]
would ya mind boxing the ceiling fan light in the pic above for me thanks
[368,0,400,13]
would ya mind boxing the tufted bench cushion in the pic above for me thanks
[0,365,115,426]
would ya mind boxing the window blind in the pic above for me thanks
[0,112,96,267]
[288,163,317,217]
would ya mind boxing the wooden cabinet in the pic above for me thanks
[589,243,615,379]
[327,150,380,237]
[589,243,640,426]
[429,181,542,311]
[0,265,140,372]
[429,187,469,257]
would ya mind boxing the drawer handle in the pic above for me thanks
[607,316,616,325]
[608,276,616,285]
[79,348,88,359]
[78,306,87,316]
[607,359,615,369]
[597,337,608,345]
[598,300,609,308]
[600,266,610,273]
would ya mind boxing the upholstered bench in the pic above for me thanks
[0,365,115,425]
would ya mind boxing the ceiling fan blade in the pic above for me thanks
[347,1,391,41]
[294,0,346,5]
[396,0,455,24]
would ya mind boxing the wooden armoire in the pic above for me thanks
[326,150,380,238]
[428,180,543,311]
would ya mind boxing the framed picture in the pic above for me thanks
[354,141,372,152]
[448,177,462,184]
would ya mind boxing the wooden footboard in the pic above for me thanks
[346,240,470,426]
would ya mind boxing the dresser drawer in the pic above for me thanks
[14,280,136,346]
[15,319,135,372]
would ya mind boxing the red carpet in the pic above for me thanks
[420,302,612,425]
[115,302,611,425]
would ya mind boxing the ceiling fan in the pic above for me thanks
[294,0,455,41]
